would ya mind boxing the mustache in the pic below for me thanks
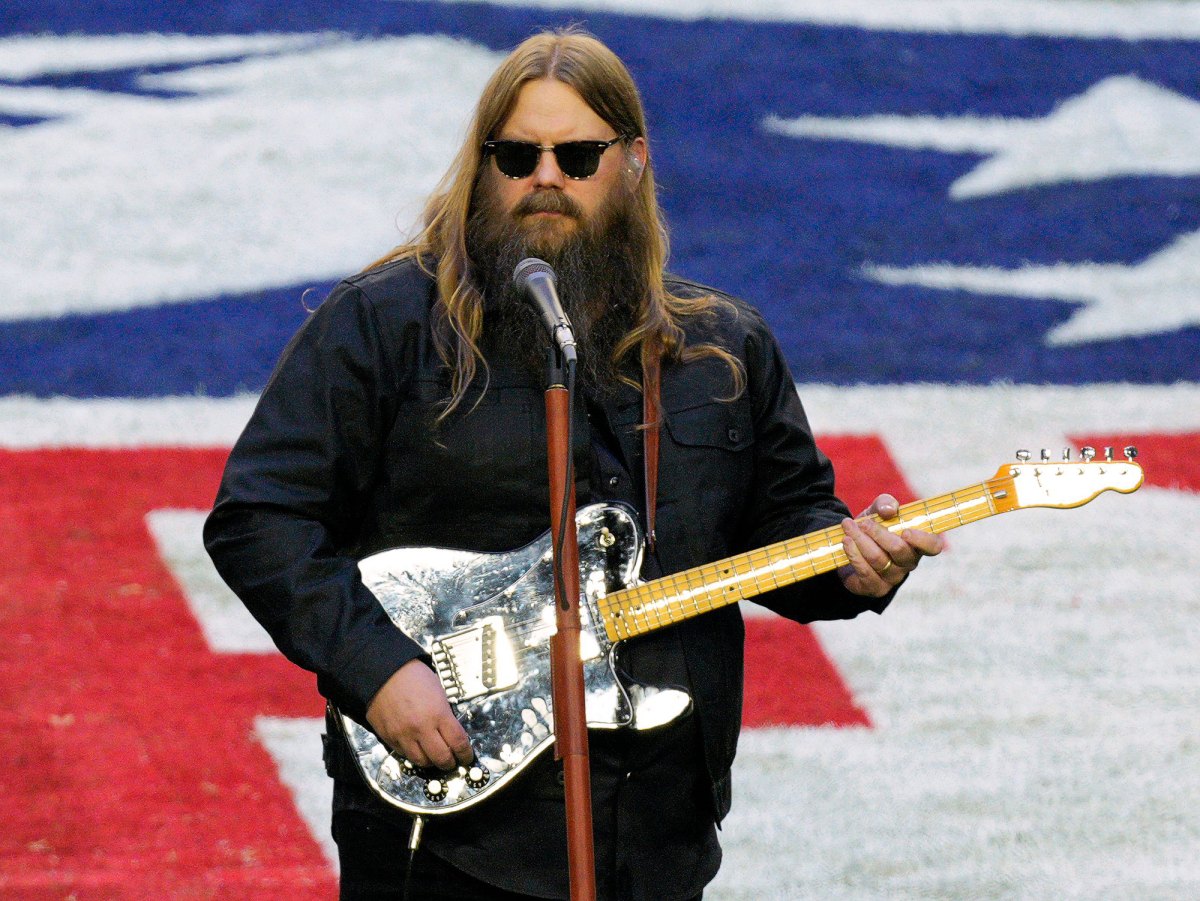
[512,190,584,219]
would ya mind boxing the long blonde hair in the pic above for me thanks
[369,29,743,414]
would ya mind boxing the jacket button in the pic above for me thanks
[608,476,619,487]
[727,427,740,443]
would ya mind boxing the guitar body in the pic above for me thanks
[334,502,689,816]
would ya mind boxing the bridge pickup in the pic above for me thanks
[430,616,519,702]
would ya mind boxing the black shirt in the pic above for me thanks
[204,258,891,898]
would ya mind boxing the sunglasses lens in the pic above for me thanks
[492,143,539,178]
[486,139,617,179]
[554,143,602,179]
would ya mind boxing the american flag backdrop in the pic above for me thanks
[2,2,1198,897]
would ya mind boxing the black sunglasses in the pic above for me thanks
[482,137,625,180]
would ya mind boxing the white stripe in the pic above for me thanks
[146,508,277,653]
[0,34,322,80]
[0,395,257,448]
[255,717,338,871]
[427,0,1200,39]
[6,384,1197,452]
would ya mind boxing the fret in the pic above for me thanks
[621,588,643,636]
[776,537,804,582]
[646,580,674,628]
[949,491,967,528]
[600,592,626,642]
[633,584,660,632]
[683,565,709,611]
[647,579,669,631]
[919,496,936,529]
[801,533,827,578]
[748,545,772,579]
[673,567,705,621]
[760,544,783,593]
[903,496,941,533]
[642,573,684,630]
[685,575,707,619]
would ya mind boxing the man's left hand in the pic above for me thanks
[838,493,944,598]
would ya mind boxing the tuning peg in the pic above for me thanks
[1062,448,1072,461]
[1104,446,1114,461]
[1015,449,1031,462]
[1081,446,1096,462]
[1124,446,1138,461]
[1040,449,1051,462]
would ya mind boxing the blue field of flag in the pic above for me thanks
[3,0,1197,395]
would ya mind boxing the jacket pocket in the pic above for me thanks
[664,400,753,452]
[656,400,755,569]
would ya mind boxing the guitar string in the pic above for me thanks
[443,461,1141,699]
[435,488,1003,695]
[451,481,1003,655]
[385,465,1128,784]
[419,462,1124,661]
[598,481,1000,640]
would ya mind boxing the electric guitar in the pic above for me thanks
[334,448,1143,816]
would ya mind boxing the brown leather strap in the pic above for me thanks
[641,339,662,553]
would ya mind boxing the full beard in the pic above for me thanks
[465,175,652,397]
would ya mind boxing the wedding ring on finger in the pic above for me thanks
[879,559,894,575]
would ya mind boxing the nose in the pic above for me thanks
[530,146,566,188]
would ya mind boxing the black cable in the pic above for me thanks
[401,816,425,901]
[553,357,577,610]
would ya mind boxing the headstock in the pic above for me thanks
[989,446,1144,512]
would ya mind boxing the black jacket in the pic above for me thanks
[203,256,888,855]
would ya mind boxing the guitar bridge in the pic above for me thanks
[430,616,519,703]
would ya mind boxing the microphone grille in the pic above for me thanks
[513,257,556,288]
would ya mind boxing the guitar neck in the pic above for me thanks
[597,475,1013,643]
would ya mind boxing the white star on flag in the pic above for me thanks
[764,75,1200,198]
[863,229,1200,345]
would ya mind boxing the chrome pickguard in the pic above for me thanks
[334,503,692,816]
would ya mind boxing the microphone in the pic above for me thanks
[512,258,577,364]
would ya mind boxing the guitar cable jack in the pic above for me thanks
[408,815,425,852]
[402,816,426,901]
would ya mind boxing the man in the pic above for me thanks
[204,29,943,900]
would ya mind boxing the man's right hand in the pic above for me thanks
[365,658,474,771]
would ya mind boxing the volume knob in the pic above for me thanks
[423,778,448,802]
[466,764,491,789]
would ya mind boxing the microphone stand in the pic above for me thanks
[543,344,596,901]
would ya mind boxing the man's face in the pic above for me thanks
[485,78,647,254]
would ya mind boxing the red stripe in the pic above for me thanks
[1070,432,1200,493]
[741,435,915,729]
[743,618,871,728]
[0,449,334,897]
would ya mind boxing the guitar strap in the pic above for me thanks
[641,338,662,553]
